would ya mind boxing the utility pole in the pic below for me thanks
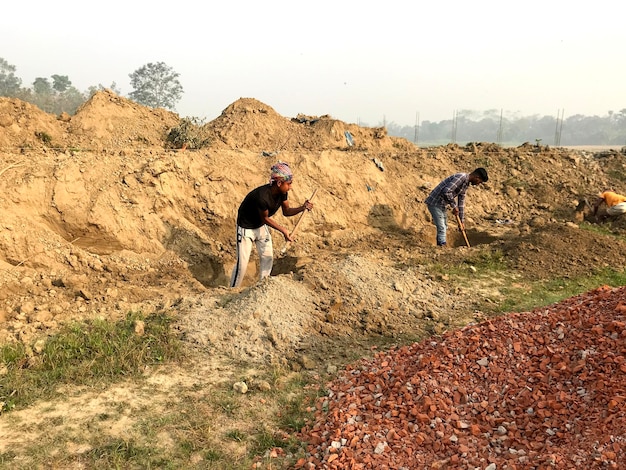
[451,110,458,144]
[497,108,503,145]
[558,109,564,146]
[554,109,564,146]
[554,109,560,146]
[414,112,420,145]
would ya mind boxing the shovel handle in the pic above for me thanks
[455,213,471,247]
[280,189,317,254]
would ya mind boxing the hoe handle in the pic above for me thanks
[280,189,317,255]
[456,213,471,247]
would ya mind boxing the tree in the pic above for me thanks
[55,86,87,115]
[128,62,183,111]
[0,58,22,97]
[51,74,71,93]
[31,77,55,112]
[33,77,52,95]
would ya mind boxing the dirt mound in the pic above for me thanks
[0,90,181,152]
[177,276,320,364]
[0,97,68,149]
[203,98,304,152]
[204,97,406,154]
[68,89,180,150]
[299,285,626,469]
[0,91,413,157]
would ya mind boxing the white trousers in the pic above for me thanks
[607,202,626,216]
[229,225,273,288]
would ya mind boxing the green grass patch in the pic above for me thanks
[462,249,508,271]
[274,374,318,434]
[0,311,181,412]
[428,248,508,277]
[213,393,241,417]
[423,246,626,319]
[487,267,626,314]
[82,439,170,469]
[72,370,318,470]
[579,220,626,238]
[34,131,52,146]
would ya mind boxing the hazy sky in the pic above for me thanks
[3,1,625,126]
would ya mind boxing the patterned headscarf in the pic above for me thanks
[269,161,293,185]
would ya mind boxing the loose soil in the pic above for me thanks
[1,90,626,468]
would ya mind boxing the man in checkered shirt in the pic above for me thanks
[424,168,488,247]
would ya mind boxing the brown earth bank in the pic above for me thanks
[1,90,626,468]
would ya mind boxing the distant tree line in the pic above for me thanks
[0,58,183,115]
[2,57,624,145]
[374,108,626,147]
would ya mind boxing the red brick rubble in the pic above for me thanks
[298,285,626,469]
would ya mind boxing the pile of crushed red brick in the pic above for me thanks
[298,286,626,469]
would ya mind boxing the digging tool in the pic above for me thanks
[456,213,471,247]
[280,188,317,255]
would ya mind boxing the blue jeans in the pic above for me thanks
[427,204,447,246]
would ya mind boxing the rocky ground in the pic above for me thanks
[1,91,626,468]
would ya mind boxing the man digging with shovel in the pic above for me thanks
[424,167,488,247]
[229,161,314,288]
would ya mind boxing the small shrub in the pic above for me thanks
[34,131,52,146]
[166,117,211,150]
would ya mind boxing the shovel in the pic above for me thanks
[456,213,471,247]
[280,188,317,255]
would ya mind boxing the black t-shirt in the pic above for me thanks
[237,184,287,229]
